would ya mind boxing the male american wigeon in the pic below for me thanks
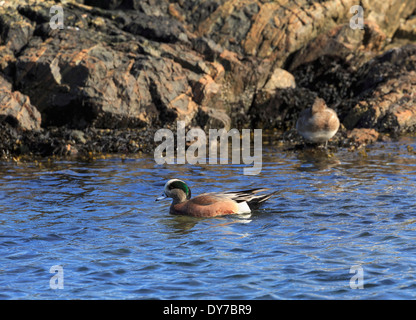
[296,97,340,148]
[155,179,276,217]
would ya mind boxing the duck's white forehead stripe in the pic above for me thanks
[166,179,183,185]
[163,181,171,192]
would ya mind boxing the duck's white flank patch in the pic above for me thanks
[237,201,251,214]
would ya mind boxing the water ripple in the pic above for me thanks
[1,140,416,299]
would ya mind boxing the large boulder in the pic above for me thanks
[11,1,242,130]
[0,76,41,130]
[174,0,416,62]
[342,45,416,134]
[0,5,35,53]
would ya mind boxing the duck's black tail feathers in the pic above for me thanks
[224,188,277,209]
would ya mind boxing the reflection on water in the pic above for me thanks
[0,138,416,299]
[295,148,342,172]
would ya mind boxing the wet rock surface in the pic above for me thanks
[0,0,415,159]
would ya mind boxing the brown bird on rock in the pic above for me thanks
[296,97,340,148]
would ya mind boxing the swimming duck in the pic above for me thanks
[155,179,276,217]
[296,97,340,148]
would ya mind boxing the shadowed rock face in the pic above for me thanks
[0,0,415,156]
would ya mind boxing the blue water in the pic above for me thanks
[1,139,416,299]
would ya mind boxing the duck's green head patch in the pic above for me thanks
[167,179,191,199]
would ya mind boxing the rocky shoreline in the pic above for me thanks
[0,0,415,160]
